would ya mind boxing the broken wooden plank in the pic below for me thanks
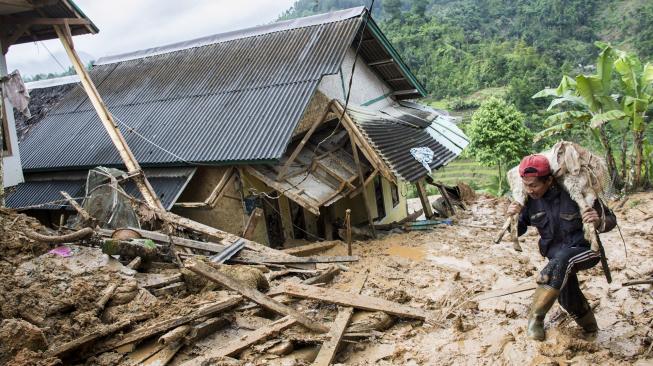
[313,272,368,366]
[124,340,166,365]
[184,317,230,345]
[93,296,243,354]
[151,282,186,297]
[127,256,142,270]
[236,255,358,265]
[281,283,428,320]
[242,207,263,240]
[472,281,537,301]
[303,266,341,286]
[186,261,328,333]
[95,284,117,313]
[180,316,297,365]
[158,325,191,345]
[136,273,183,290]
[47,319,131,357]
[142,341,184,366]
[60,190,95,224]
[282,241,338,257]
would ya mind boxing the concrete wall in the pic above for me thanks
[318,47,395,110]
[1,46,25,188]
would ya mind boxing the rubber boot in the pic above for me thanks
[574,310,598,333]
[527,286,560,341]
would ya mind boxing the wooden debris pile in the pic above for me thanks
[0,207,428,365]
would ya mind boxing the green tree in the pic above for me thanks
[467,97,533,193]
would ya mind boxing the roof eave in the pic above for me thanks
[365,14,427,98]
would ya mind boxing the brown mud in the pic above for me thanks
[0,191,651,365]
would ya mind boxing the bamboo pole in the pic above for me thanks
[347,131,376,239]
[53,23,164,211]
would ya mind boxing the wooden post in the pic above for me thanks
[242,207,263,240]
[415,179,433,219]
[53,24,164,211]
[347,131,376,238]
[345,209,352,256]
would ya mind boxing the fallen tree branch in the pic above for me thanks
[23,227,94,243]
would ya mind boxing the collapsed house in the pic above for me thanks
[8,7,468,247]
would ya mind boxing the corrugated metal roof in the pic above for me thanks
[20,12,364,172]
[347,103,469,182]
[5,168,195,210]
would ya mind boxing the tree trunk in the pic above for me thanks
[497,161,503,195]
[620,133,628,184]
[633,129,644,189]
[598,125,621,189]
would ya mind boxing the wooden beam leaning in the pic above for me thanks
[277,101,333,181]
[331,101,396,184]
[53,23,164,211]
[186,260,329,333]
[242,207,263,240]
[280,283,428,320]
[60,190,95,224]
[313,271,368,366]
[347,128,376,239]
[174,168,234,209]
[415,179,434,219]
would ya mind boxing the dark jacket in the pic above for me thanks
[517,183,616,259]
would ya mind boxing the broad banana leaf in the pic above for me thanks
[546,94,586,111]
[615,52,643,95]
[590,110,626,128]
[544,110,591,127]
[534,123,574,142]
[597,45,614,93]
[642,63,653,86]
[575,75,603,112]
[532,88,559,99]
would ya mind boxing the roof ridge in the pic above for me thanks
[95,6,365,66]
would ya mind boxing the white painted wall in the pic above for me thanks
[318,47,395,110]
[1,42,25,188]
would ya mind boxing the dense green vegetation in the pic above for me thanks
[283,0,653,192]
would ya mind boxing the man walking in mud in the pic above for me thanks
[506,155,616,341]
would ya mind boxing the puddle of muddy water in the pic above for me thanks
[386,246,426,261]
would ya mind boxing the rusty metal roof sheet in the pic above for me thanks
[347,103,469,182]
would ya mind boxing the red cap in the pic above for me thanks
[519,155,550,177]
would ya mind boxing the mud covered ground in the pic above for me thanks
[0,191,651,365]
[304,193,653,365]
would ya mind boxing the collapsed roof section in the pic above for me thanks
[19,7,426,173]
[348,102,469,182]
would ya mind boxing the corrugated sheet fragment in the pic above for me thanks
[347,103,469,182]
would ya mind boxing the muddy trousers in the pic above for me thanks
[538,246,601,319]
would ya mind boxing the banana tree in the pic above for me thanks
[611,50,653,187]
[532,45,625,187]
